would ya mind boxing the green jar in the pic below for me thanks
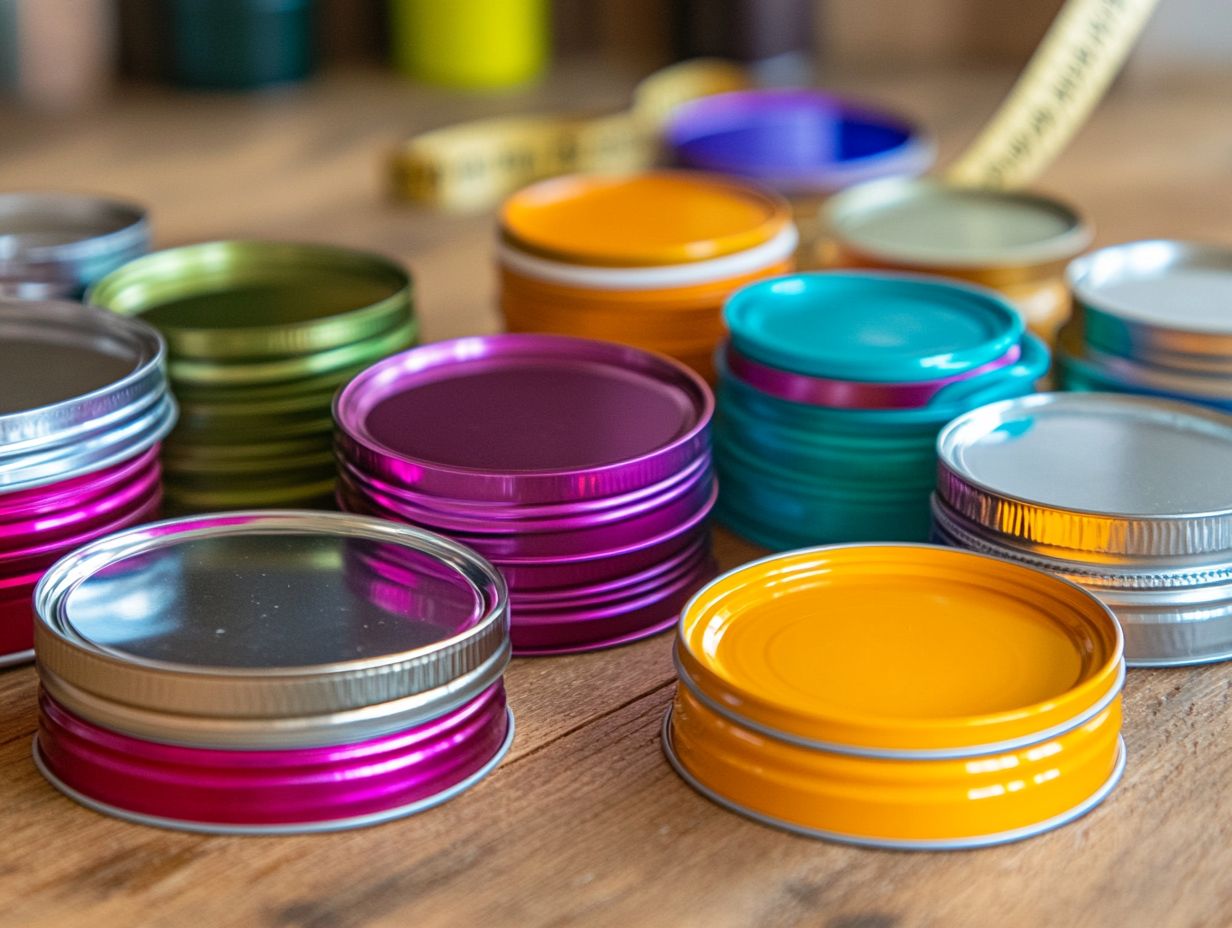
[169,0,315,90]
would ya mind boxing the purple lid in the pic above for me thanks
[666,89,934,195]
[334,334,714,505]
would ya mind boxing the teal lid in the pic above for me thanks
[723,272,1023,382]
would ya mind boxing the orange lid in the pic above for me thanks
[676,544,1123,754]
[500,171,792,267]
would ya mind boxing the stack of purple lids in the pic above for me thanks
[334,334,718,655]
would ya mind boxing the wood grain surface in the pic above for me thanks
[0,61,1231,928]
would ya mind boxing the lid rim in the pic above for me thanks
[936,393,1232,557]
[674,542,1124,752]
[86,241,414,361]
[34,511,511,720]
[823,177,1092,270]
[499,169,793,268]
[333,334,714,504]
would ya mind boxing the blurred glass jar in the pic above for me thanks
[389,0,547,89]
[168,0,316,91]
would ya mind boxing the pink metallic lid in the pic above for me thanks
[0,299,175,492]
[334,334,714,505]
[723,340,1022,410]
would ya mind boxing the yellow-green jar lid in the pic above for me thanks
[88,241,414,362]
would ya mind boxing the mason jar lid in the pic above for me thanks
[335,334,713,505]
[674,543,1123,757]
[824,177,1091,271]
[1057,321,1232,406]
[34,511,510,748]
[724,271,1024,382]
[0,300,175,492]
[0,192,149,297]
[937,392,1232,562]
[87,241,413,362]
[665,89,934,195]
[1069,240,1232,371]
[500,171,793,267]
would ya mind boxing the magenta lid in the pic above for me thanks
[724,341,1022,409]
[335,334,714,504]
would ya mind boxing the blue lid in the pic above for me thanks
[724,272,1024,383]
[666,89,934,195]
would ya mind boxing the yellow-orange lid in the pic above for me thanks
[500,171,792,267]
[676,544,1123,755]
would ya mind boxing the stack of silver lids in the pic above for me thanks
[0,193,149,299]
[1059,240,1232,411]
[933,392,1232,667]
[0,300,176,493]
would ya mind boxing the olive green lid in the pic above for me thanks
[87,241,413,362]
[824,178,1091,269]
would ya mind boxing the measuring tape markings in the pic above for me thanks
[946,0,1162,188]
[391,0,1162,210]
[389,59,751,211]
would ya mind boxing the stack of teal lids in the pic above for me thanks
[715,271,1049,549]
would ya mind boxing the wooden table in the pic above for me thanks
[2,62,1232,928]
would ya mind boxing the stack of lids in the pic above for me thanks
[934,391,1232,668]
[334,333,717,655]
[0,300,175,665]
[87,241,415,512]
[34,511,513,834]
[666,89,934,195]
[822,178,1092,344]
[0,192,149,299]
[714,271,1049,549]
[663,544,1126,849]
[497,171,797,381]
[1059,240,1232,411]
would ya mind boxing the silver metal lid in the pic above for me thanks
[1057,320,1232,407]
[0,193,149,298]
[34,511,511,748]
[937,392,1232,562]
[932,495,1232,668]
[1069,240,1232,374]
[0,300,176,491]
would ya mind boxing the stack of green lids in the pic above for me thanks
[88,241,415,512]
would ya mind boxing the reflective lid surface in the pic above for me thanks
[335,334,714,503]
[63,533,485,668]
[825,178,1090,268]
[724,272,1023,382]
[0,192,147,258]
[500,171,792,267]
[1069,241,1232,372]
[35,512,510,721]
[0,300,173,490]
[937,393,1232,557]
[676,544,1122,753]
[88,241,412,361]
[665,89,933,193]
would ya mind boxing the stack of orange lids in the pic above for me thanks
[663,544,1126,850]
[498,171,797,381]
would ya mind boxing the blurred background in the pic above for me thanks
[1,0,1228,342]
[0,0,1228,108]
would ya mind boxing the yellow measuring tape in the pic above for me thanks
[947,0,1161,188]
[389,59,751,213]
[390,0,1160,210]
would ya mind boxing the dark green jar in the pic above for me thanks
[169,0,315,91]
